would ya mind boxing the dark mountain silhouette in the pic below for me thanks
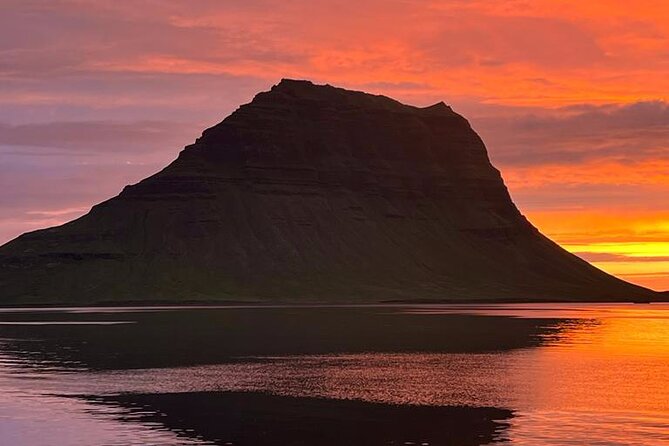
[0,79,656,304]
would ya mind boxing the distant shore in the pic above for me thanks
[0,296,666,310]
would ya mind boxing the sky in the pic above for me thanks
[1,0,667,290]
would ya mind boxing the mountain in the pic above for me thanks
[0,79,656,305]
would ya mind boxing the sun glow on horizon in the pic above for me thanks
[524,210,669,290]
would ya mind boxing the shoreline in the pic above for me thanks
[0,298,666,311]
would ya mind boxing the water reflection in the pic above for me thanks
[0,306,569,371]
[0,304,668,445]
[84,392,512,446]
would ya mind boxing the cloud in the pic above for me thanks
[574,252,669,262]
[0,0,303,78]
[0,71,271,127]
[423,14,605,69]
[0,120,196,153]
[1,0,667,110]
[474,100,669,167]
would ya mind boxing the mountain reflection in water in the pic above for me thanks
[0,304,667,445]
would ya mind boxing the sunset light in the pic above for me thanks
[1,3,668,445]
[1,0,667,290]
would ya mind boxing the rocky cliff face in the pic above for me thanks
[0,79,655,304]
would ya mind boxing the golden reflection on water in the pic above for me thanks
[497,305,669,444]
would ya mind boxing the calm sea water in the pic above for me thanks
[0,304,667,445]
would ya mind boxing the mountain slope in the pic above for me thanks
[0,79,656,304]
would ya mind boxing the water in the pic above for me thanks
[0,304,667,445]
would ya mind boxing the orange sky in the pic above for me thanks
[0,0,667,290]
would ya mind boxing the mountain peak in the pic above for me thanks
[263,80,456,118]
[250,78,410,113]
[276,78,316,88]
